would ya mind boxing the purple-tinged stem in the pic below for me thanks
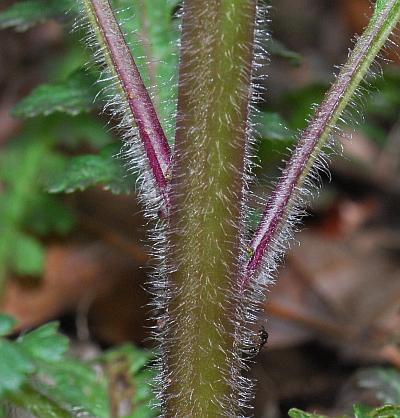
[83,0,171,208]
[240,0,400,291]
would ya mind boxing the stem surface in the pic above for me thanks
[163,0,258,416]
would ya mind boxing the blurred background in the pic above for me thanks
[0,0,399,417]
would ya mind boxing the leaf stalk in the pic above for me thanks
[241,0,400,291]
[82,0,172,209]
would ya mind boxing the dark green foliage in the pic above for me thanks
[281,84,328,131]
[289,405,400,418]
[0,319,67,398]
[0,113,124,281]
[9,232,45,277]
[366,69,400,120]
[17,322,69,361]
[257,111,293,141]
[0,314,17,336]
[12,69,100,118]
[0,0,180,283]
[49,113,115,148]
[23,195,75,236]
[256,111,294,167]
[288,410,333,418]
[6,385,75,418]
[0,0,75,31]
[48,144,135,194]
[0,340,35,396]
[0,315,156,418]
[0,122,51,281]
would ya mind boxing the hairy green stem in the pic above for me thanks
[241,0,400,290]
[162,1,258,416]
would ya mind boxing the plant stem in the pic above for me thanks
[163,1,257,416]
[241,0,400,290]
[81,0,172,209]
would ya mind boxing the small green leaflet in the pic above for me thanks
[23,195,75,237]
[6,386,75,418]
[10,232,45,277]
[36,359,109,418]
[0,315,17,337]
[288,409,329,418]
[0,322,69,397]
[99,344,154,377]
[257,111,293,141]
[17,323,69,362]
[355,404,400,418]
[47,144,135,194]
[289,404,400,418]
[353,405,374,418]
[12,69,99,118]
[0,127,50,281]
[0,341,35,396]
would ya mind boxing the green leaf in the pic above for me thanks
[0,0,75,32]
[0,340,34,396]
[7,384,75,418]
[0,317,155,418]
[12,69,99,118]
[282,84,327,131]
[17,322,69,362]
[101,345,157,418]
[37,359,108,418]
[366,69,400,120]
[288,405,400,418]
[354,404,373,418]
[268,39,302,66]
[371,405,400,417]
[127,401,157,418]
[256,111,294,166]
[24,195,75,237]
[0,315,17,337]
[0,114,115,287]
[10,233,45,277]
[101,344,154,376]
[51,114,115,149]
[0,125,50,288]
[47,144,135,194]
[288,409,328,418]
[128,369,158,418]
[258,111,293,141]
